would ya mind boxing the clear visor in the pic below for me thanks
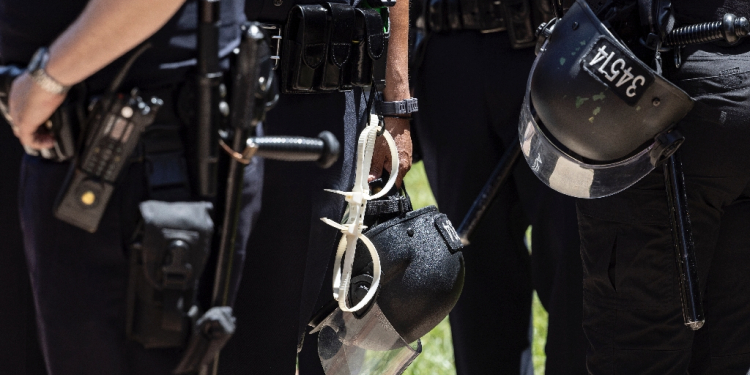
[519,93,656,199]
[312,304,422,375]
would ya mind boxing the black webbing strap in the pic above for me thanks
[365,195,413,216]
[139,124,192,201]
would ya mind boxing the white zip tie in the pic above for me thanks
[320,113,399,312]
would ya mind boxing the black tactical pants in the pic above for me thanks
[18,115,264,375]
[0,124,46,375]
[219,89,363,375]
[578,43,750,374]
[411,31,586,375]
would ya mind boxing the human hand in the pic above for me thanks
[9,72,66,149]
[368,117,412,188]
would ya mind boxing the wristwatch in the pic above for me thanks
[374,98,418,118]
[28,47,70,95]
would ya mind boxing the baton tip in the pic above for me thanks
[686,320,705,330]
[460,236,470,246]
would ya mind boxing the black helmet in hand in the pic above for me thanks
[311,186,464,375]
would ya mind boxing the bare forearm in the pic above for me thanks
[373,0,412,185]
[383,0,410,102]
[46,0,186,86]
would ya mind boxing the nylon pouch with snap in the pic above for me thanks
[126,200,214,349]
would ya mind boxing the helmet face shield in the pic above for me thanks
[313,304,422,375]
[310,205,463,375]
[520,0,694,198]
[520,93,657,198]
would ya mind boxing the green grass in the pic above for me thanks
[402,162,549,375]
[532,292,548,375]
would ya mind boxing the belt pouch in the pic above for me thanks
[427,0,446,32]
[281,5,329,93]
[475,0,506,30]
[531,0,556,28]
[425,0,462,31]
[351,8,386,87]
[126,201,214,348]
[503,0,535,49]
[319,3,356,91]
[444,0,463,30]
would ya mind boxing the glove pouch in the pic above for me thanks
[126,201,214,348]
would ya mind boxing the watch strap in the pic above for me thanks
[28,47,70,95]
[374,97,418,117]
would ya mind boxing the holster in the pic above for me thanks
[126,200,214,349]
[0,65,81,162]
[281,4,386,93]
[173,306,236,374]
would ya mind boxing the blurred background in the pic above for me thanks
[401,162,549,375]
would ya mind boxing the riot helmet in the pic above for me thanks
[519,0,693,198]
[313,193,465,375]
[312,107,464,374]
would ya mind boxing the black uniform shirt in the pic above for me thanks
[0,0,246,92]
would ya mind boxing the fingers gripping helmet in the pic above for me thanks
[312,202,465,375]
[520,0,693,198]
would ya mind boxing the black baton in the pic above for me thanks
[196,0,222,198]
[457,141,522,245]
[664,152,705,330]
[209,25,339,375]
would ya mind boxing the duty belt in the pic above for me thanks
[424,0,507,33]
[419,0,556,49]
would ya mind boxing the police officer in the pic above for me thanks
[410,1,586,374]
[575,1,750,373]
[2,0,259,373]
[216,1,414,374]
[521,0,750,373]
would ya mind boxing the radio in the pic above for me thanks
[54,90,162,233]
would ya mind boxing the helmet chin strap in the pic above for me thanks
[321,113,399,312]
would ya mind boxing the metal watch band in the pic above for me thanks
[28,47,70,95]
[374,97,419,117]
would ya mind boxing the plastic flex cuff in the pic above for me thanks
[321,113,399,313]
